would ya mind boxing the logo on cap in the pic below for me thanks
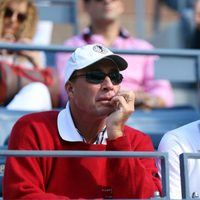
[93,45,108,54]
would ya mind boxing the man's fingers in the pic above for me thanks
[116,91,135,103]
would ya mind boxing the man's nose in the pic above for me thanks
[103,0,115,4]
[101,76,114,91]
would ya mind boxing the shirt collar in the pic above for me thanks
[57,102,108,144]
[82,26,130,42]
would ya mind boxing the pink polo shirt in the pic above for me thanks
[56,28,174,107]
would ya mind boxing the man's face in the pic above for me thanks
[84,0,124,24]
[67,58,121,118]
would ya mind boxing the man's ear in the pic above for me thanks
[65,81,74,98]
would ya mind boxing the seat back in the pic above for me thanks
[155,57,199,109]
[34,0,78,67]
[35,0,78,33]
[126,106,200,149]
[0,108,33,146]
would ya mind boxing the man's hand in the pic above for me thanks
[106,91,135,140]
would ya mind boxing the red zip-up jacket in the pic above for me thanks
[3,111,161,199]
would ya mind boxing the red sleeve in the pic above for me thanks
[105,127,162,199]
[3,116,69,200]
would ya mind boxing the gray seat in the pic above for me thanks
[1,106,200,150]
[126,106,200,149]
[35,0,78,67]
[155,56,199,109]
[35,0,78,34]
[0,108,33,146]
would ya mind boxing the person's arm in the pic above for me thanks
[0,36,45,68]
[16,38,44,68]
[135,90,166,109]
[105,132,161,199]
[158,133,183,199]
[105,91,162,199]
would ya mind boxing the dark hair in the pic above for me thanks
[83,0,90,3]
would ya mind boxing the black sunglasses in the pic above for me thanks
[94,0,117,2]
[71,71,123,85]
[4,7,27,23]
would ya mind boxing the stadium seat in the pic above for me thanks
[155,56,199,109]
[0,108,33,146]
[34,0,78,67]
[35,0,78,34]
[1,106,200,149]
[126,106,200,149]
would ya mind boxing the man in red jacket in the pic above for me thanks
[3,44,162,199]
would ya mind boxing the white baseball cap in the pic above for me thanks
[64,44,128,82]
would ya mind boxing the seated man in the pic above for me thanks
[4,44,161,199]
[158,119,200,199]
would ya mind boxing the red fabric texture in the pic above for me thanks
[3,111,162,199]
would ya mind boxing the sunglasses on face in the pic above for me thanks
[86,0,117,2]
[71,71,123,85]
[94,0,118,2]
[4,7,27,23]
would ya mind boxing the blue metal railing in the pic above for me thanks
[1,42,200,56]
[180,153,200,199]
[0,150,169,199]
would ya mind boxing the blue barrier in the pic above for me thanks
[0,150,169,199]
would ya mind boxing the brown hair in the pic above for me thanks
[0,0,38,40]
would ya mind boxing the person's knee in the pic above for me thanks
[6,82,52,111]
[26,82,52,109]
[29,82,49,95]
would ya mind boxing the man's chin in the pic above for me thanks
[98,107,115,117]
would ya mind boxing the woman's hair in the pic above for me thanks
[0,0,38,40]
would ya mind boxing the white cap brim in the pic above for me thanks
[64,44,128,83]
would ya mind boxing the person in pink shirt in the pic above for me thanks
[56,0,174,108]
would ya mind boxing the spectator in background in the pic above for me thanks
[3,44,162,199]
[56,0,174,109]
[191,0,200,48]
[0,0,52,110]
[179,0,200,48]
[0,0,44,67]
[157,119,200,199]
